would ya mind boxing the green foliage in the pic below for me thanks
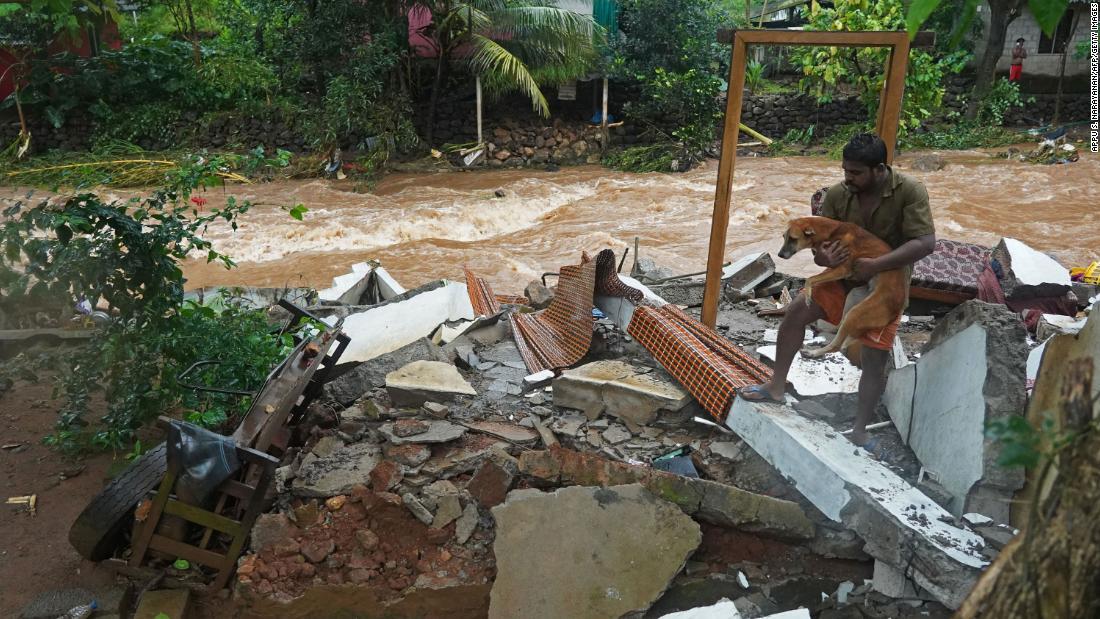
[986,410,1086,470]
[302,40,417,151]
[602,143,682,173]
[0,0,119,43]
[904,123,1021,149]
[6,36,277,132]
[612,0,731,77]
[905,0,1070,40]
[0,154,294,451]
[745,60,765,95]
[783,125,816,146]
[619,68,724,171]
[420,0,602,118]
[791,0,969,137]
[975,78,1027,126]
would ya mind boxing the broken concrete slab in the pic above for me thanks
[722,252,776,299]
[338,281,476,364]
[319,262,373,305]
[323,337,448,406]
[184,286,316,310]
[1036,313,1087,341]
[658,598,741,619]
[553,360,691,425]
[725,398,987,609]
[292,443,383,498]
[380,419,466,445]
[454,502,479,544]
[595,274,667,331]
[489,484,701,619]
[524,280,554,309]
[992,237,1072,300]
[464,420,538,444]
[385,360,476,407]
[518,447,813,540]
[757,344,860,396]
[883,301,1027,520]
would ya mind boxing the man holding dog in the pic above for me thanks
[740,133,936,453]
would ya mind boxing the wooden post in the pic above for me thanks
[476,75,483,148]
[703,30,921,328]
[601,77,609,149]
[700,35,749,328]
[874,35,909,163]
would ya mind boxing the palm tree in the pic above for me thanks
[416,0,603,145]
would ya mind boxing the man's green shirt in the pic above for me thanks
[818,166,936,298]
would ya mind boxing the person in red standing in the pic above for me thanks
[1009,37,1027,82]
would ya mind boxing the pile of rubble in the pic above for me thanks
[144,235,1092,618]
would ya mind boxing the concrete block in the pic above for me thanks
[292,442,382,498]
[992,237,1071,300]
[757,344,861,396]
[1036,313,1087,341]
[872,560,920,598]
[595,274,667,331]
[726,398,987,609]
[722,252,776,298]
[322,337,447,406]
[318,262,374,305]
[553,360,690,426]
[337,281,476,364]
[884,301,1027,517]
[385,360,477,407]
[489,484,701,619]
[518,447,813,541]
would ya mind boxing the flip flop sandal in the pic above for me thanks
[858,436,892,462]
[738,384,784,404]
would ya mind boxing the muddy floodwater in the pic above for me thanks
[31,150,1100,293]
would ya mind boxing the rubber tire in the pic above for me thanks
[68,442,167,561]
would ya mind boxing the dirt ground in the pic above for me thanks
[0,378,118,616]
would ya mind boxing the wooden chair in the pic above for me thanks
[128,419,279,591]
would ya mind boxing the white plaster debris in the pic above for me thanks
[319,263,405,306]
[1027,338,1050,388]
[1002,238,1071,287]
[835,581,854,604]
[963,513,994,526]
[760,611,811,619]
[337,281,476,363]
[523,369,555,386]
[737,570,749,589]
[594,274,667,331]
[762,329,813,344]
[757,345,861,396]
[726,399,987,608]
[658,598,741,619]
[1036,313,1088,341]
[722,252,775,296]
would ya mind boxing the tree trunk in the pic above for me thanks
[186,0,202,66]
[426,43,450,147]
[1052,9,1080,126]
[966,0,1025,120]
[956,357,1100,618]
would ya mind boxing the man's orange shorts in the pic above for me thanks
[810,281,899,351]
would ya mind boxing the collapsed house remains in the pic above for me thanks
[33,229,1096,619]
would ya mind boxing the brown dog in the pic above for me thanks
[777,216,906,359]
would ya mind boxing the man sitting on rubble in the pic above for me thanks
[739,133,936,453]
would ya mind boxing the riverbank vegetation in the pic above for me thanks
[0,0,1083,180]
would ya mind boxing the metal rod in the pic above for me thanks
[841,421,893,435]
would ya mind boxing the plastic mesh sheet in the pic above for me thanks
[628,305,772,422]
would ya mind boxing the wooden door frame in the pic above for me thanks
[701,29,928,328]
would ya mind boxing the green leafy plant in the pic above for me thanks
[790,0,969,137]
[975,77,1027,126]
[904,123,1021,149]
[613,68,724,172]
[0,153,296,451]
[745,60,765,95]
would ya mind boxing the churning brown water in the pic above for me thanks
[48,150,1100,294]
